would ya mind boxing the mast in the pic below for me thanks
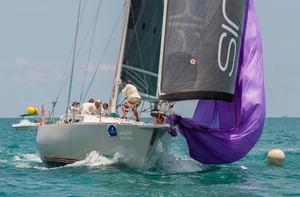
[66,0,82,116]
[157,0,168,97]
[110,0,132,115]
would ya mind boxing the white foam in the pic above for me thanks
[67,151,119,168]
[0,159,7,164]
[240,165,248,170]
[23,154,42,162]
[13,153,43,169]
[14,155,21,161]
[15,162,31,169]
[144,150,208,174]
[33,166,50,171]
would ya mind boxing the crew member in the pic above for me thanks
[121,80,141,121]
[80,99,96,115]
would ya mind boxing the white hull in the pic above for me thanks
[37,116,168,167]
[12,120,39,131]
[12,125,38,131]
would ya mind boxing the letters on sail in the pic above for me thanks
[159,0,247,102]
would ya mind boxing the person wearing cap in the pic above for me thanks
[121,80,141,121]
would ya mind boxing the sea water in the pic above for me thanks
[0,118,299,196]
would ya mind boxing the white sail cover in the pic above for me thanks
[159,0,247,101]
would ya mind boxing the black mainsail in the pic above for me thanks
[110,0,164,114]
[121,0,164,98]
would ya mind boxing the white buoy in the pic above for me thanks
[267,149,285,165]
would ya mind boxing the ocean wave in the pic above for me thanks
[66,151,120,168]
[9,151,215,174]
[0,159,7,164]
[143,151,211,174]
[12,153,44,169]
[68,150,212,174]
[240,165,248,170]
[41,150,211,174]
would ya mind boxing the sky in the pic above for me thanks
[0,0,299,117]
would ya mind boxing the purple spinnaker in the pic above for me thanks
[166,0,265,164]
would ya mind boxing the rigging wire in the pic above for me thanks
[51,0,88,104]
[76,2,103,60]
[47,41,75,122]
[79,0,88,24]
[128,2,151,100]
[53,0,98,106]
[128,2,155,115]
[65,0,83,116]
[79,0,103,103]
[82,8,124,101]
[47,0,92,121]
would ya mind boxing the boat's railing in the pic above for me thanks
[58,114,112,124]
[58,113,84,124]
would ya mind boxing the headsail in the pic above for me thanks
[110,0,164,113]
[166,0,265,164]
[159,0,247,101]
[121,0,164,98]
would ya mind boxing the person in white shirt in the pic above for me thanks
[80,102,96,115]
[121,80,141,121]
[80,98,103,115]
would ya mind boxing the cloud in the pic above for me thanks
[86,63,115,74]
[51,69,69,81]
[101,63,116,72]
[9,76,22,81]
[12,57,53,82]
[15,57,28,66]
[25,69,44,81]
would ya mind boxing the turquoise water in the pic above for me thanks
[0,118,299,196]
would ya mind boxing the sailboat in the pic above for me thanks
[37,0,169,167]
[12,106,41,131]
[37,0,265,167]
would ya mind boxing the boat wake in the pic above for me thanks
[66,151,120,168]
[9,151,235,174]
[12,153,47,170]
[143,152,214,174]
[66,151,214,174]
